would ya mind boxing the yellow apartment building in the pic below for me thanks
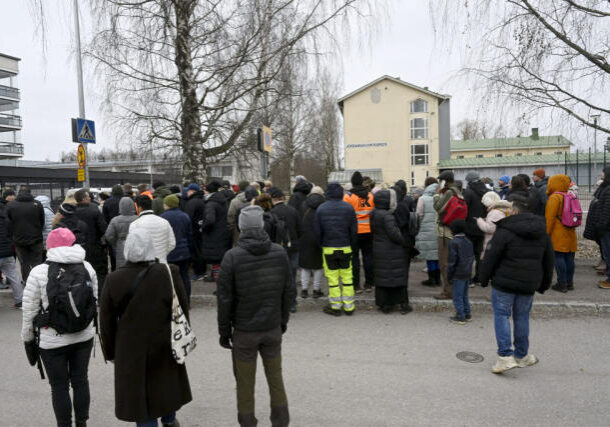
[337,75,451,186]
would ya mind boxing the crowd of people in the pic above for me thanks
[4,164,610,425]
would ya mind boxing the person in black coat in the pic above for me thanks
[287,176,312,215]
[103,184,124,272]
[217,206,293,427]
[269,187,302,312]
[393,179,416,255]
[74,189,108,296]
[183,183,206,279]
[479,195,554,374]
[53,203,89,247]
[371,190,411,314]
[6,187,45,282]
[201,181,231,281]
[0,196,22,306]
[463,171,488,284]
[586,166,610,289]
[298,188,325,299]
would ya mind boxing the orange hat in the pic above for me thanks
[533,169,546,179]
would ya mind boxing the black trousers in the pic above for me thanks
[15,242,44,283]
[467,235,484,282]
[171,258,192,301]
[40,339,93,427]
[352,233,374,289]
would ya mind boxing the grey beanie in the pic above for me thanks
[465,171,480,183]
[239,205,264,231]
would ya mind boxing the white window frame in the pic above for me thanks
[411,171,415,186]
[410,118,428,139]
[411,144,429,166]
[410,98,428,113]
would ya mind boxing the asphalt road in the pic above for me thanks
[1,307,609,426]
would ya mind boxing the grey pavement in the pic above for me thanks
[2,307,609,426]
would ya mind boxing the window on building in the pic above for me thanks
[222,166,233,177]
[426,170,429,178]
[410,118,428,139]
[555,151,564,155]
[495,154,503,158]
[411,144,429,165]
[456,155,464,159]
[410,98,428,113]
[516,153,523,156]
[476,154,484,158]
[534,152,542,155]
[411,171,415,186]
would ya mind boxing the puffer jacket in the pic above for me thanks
[21,244,98,349]
[104,197,138,268]
[447,234,474,281]
[217,228,293,338]
[6,192,45,246]
[151,186,172,216]
[0,199,14,257]
[200,191,231,262]
[476,200,511,259]
[415,183,439,260]
[129,211,176,263]
[35,196,55,243]
[480,213,554,295]
[314,183,357,248]
[298,193,325,270]
[371,190,407,288]
[463,181,487,237]
[545,174,577,253]
[161,207,192,262]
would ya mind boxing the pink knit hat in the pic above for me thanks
[46,228,76,250]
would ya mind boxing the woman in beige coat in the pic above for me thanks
[476,191,512,259]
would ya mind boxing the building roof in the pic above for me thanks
[451,135,572,151]
[0,53,21,61]
[439,151,607,169]
[328,168,384,184]
[337,75,450,112]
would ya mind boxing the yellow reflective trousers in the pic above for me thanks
[322,246,355,312]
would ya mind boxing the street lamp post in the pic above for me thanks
[73,0,89,188]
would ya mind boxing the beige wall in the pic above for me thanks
[451,146,569,159]
[343,79,440,187]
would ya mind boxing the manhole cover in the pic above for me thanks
[456,351,484,363]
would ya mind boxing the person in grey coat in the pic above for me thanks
[104,197,138,268]
[35,195,55,245]
[415,179,440,286]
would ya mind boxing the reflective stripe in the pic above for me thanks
[328,296,343,303]
[355,210,373,215]
[343,302,355,310]
[357,219,370,224]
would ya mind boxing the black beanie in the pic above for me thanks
[206,181,221,193]
[351,171,363,186]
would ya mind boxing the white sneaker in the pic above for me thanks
[491,356,518,374]
[515,354,538,368]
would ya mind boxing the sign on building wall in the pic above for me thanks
[345,142,388,149]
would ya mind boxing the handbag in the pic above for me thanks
[165,263,197,364]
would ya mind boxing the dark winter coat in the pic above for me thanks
[6,193,44,246]
[288,180,312,214]
[54,214,89,247]
[271,202,302,254]
[152,186,172,216]
[371,190,408,288]
[100,262,192,422]
[161,208,193,262]
[0,200,14,257]
[298,193,325,269]
[498,185,510,200]
[585,168,610,240]
[393,190,415,254]
[314,183,357,248]
[479,213,554,295]
[221,188,235,203]
[463,181,488,237]
[447,234,474,281]
[183,190,205,257]
[534,176,549,205]
[217,228,293,338]
[102,195,122,225]
[201,191,231,262]
[75,203,108,274]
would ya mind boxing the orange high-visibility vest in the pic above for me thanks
[343,192,374,234]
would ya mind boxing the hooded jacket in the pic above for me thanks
[298,193,325,269]
[35,195,55,243]
[315,183,357,248]
[104,197,138,268]
[200,191,231,262]
[129,211,176,263]
[545,174,577,253]
[217,228,293,338]
[584,166,610,240]
[447,233,474,281]
[161,207,193,262]
[534,176,549,205]
[151,186,173,216]
[463,181,487,237]
[6,192,45,246]
[21,244,98,349]
[288,180,312,214]
[415,183,439,260]
[476,200,511,259]
[371,190,408,288]
[479,213,554,295]
[343,174,375,234]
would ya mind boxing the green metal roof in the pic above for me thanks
[439,152,607,169]
[450,135,572,151]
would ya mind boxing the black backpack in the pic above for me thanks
[34,262,97,334]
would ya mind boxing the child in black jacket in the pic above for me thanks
[447,219,474,324]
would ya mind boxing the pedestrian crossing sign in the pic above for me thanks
[71,118,96,144]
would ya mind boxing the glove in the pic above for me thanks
[281,324,287,334]
[219,335,232,350]
[480,282,489,288]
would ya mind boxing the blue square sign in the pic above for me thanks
[71,118,96,144]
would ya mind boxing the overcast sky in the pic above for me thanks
[0,1,577,161]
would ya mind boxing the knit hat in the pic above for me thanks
[206,181,221,193]
[465,171,480,183]
[239,205,264,231]
[533,169,546,179]
[244,186,259,202]
[499,175,510,185]
[268,187,285,199]
[46,227,76,250]
[438,170,454,182]
[351,171,363,186]
[310,186,324,196]
[187,183,200,192]
[163,194,180,209]
[481,191,501,208]
[59,203,76,216]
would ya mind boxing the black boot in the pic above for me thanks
[552,282,568,293]
[421,271,435,286]
[567,281,574,291]
[400,303,413,315]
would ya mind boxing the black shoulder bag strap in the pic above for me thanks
[117,262,156,318]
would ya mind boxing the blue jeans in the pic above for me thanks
[600,231,610,281]
[451,279,470,319]
[426,260,439,272]
[288,251,299,308]
[554,251,575,284]
[491,288,534,358]
[136,412,176,426]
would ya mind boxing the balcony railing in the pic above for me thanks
[0,142,24,155]
[0,114,21,128]
[0,85,19,100]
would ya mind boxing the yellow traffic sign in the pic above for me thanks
[77,144,86,168]
[77,168,85,182]
[262,126,272,153]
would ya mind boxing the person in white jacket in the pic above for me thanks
[476,191,512,259]
[129,195,176,264]
[21,227,98,427]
